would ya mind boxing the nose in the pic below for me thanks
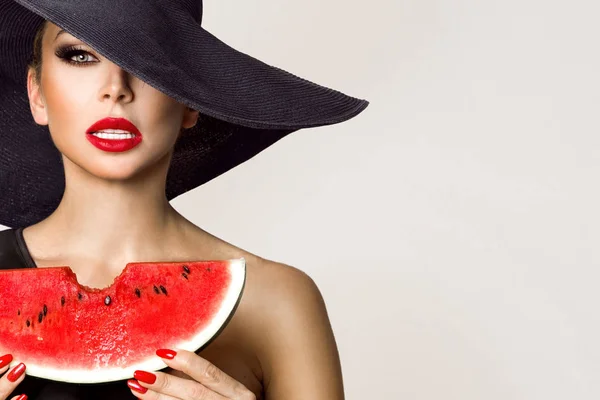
[98,64,134,104]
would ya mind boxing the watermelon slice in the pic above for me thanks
[0,259,246,383]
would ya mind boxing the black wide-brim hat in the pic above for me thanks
[0,0,369,228]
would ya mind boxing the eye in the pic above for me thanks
[69,51,95,64]
[55,45,99,67]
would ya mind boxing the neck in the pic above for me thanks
[32,153,197,270]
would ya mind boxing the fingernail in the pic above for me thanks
[134,370,156,384]
[127,379,148,394]
[15,395,27,400]
[156,349,177,359]
[7,363,26,382]
[0,354,13,369]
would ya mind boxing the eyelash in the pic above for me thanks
[54,45,99,67]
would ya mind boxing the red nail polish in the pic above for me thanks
[134,370,156,384]
[7,363,26,382]
[0,354,13,369]
[156,349,177,359]
[127,379,148,394]
[15,395,27,400]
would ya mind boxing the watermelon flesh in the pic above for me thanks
[0,259,246,383]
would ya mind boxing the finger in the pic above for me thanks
[127,379,181,400]
[0,360,26,400]
[131,371,227,400]
[0,354,11,376]
[156,349,251,399]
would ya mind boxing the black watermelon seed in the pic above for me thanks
[183,265,190,274]
[26,319,30,327]
[17,310,20,316]
[61,296,65,306]
[38,312,43,323]
[206,267,211,272]
[159,285,167,295]
[43,304,48,316]
[182,272,188,280]
[153,285,160,294]
[135,288,141,298]
[104,296,111,306]
[78,292,83,301]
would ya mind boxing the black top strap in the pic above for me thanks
[0,228,31,270]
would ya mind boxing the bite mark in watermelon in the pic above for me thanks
[0,258,246,383]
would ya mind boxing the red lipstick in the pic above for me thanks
[85,117,142,153]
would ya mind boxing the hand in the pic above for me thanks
[0,354,27,400]
[127,349,256,400]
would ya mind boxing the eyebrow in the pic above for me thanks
[54,29,67,42]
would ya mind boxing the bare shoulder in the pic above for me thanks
[246,257,321,305]
[241,257,345,399]
[186,227,345,398]
[227,255,326,332]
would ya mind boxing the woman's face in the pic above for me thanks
[26,22,199,181]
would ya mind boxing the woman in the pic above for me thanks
[0,0,369,399]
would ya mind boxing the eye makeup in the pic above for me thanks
[54,44,98,67]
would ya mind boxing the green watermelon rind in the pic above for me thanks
[7,258,246,383]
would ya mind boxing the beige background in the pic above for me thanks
[3,0,599,398]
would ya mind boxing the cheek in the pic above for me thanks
[42,69,96,131]
[140,97,185,143]
[38,66,103,157]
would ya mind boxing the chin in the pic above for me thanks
[62,153,140,179]
[61,142,173,179]
[90,168,141,182]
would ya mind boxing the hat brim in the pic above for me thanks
[0,0,369,228]
[8,0,369,129]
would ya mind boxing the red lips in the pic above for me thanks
[86,117,142,137]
